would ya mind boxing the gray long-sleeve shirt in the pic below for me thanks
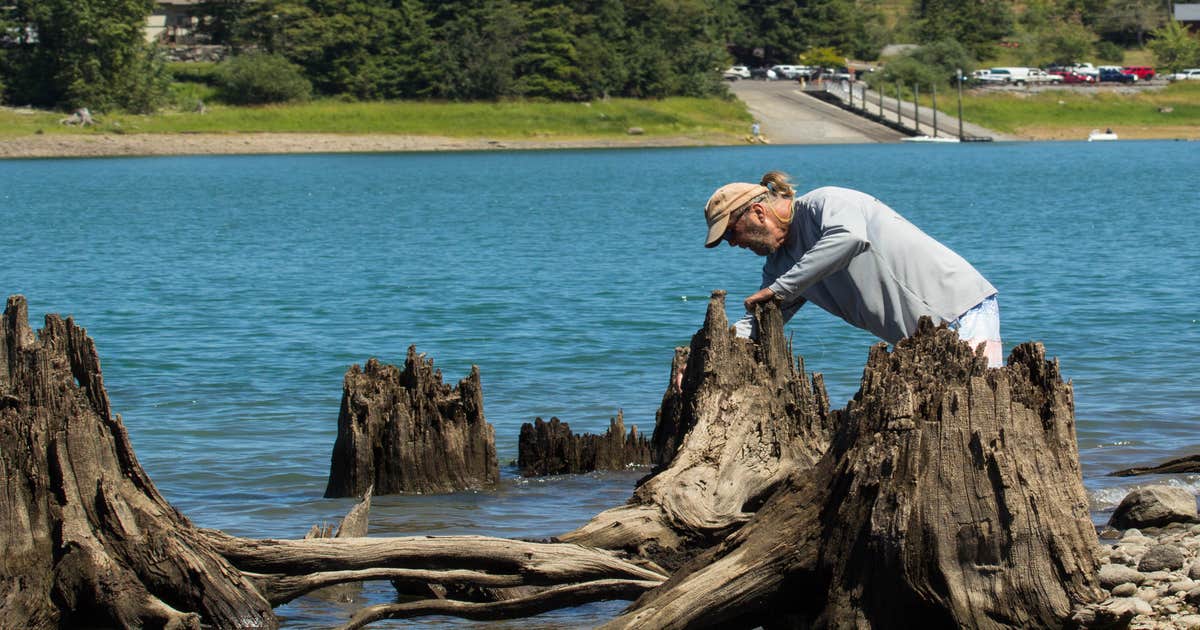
[734,186,996,343]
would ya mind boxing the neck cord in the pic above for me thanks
[770,198,794,225]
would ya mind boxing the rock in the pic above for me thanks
[626,127,644,135]
[1112,582,1138,597]
[1169,579,1197,594]
[1100,563,1147,588]
[1187,586,1200,606]
[1177,614,1200,628]
[1134,586,1158,603]
[1108,486,1199,529]
[1190,561,1200,581]
[1138,544,1187,572]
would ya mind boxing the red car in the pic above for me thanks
[1049,70,1095,84]
[1122,66,1156,81]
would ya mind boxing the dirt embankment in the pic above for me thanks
[0,132,733,159]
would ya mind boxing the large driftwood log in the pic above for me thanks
[0,296,663,628]
[602,315,1103,629]
[1110,454,1200,477]
[325,350,499,497]
[559,291,833,565]
[517,411,653,476]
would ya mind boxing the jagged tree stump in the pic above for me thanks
[325,349,499,497]
[602,313,1104,628]
[517,411,653,477]
[0,295,275,629]
[560,291,833,565]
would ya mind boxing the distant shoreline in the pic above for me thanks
[2,126,1195,160]
[0,132,737,160]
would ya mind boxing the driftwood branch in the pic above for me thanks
[341,579,663,628]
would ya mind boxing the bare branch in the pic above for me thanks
[340,579,662,628]
[251,568,525,605]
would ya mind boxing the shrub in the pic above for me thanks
[1095,41,1125,63]
[215,53,311,105]
[168,62,220,85]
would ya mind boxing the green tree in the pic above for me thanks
[797,0,886,60]
[1,0,169,111]
[1148,19,1200,72]
[1045,19,1098,64]
[1095,0,1166,47]
[909,0,1015,59]
[514,4,585,99]
[429,0,527,100]
[573,0,631,99]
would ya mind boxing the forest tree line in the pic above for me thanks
[0,0,1192,112]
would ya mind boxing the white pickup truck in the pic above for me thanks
[1167,68,1200,81]
[978,67,1063,86]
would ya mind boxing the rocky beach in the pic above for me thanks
[1088,485,1200,629]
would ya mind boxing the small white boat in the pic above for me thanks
[1088,129,1118,142]
[901,135,960,143]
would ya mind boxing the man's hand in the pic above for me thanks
[744,287,777,312]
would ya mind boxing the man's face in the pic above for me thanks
[726,206,778,256]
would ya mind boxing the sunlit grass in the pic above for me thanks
[0,97,751,141]
[956,81,1200,137]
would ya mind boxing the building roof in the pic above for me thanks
[1176,3,1200,21]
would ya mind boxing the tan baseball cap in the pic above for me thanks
[704,183,767,248]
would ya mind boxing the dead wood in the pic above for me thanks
[0,295,662,628]
[0,295,274,629]
[559,291,832,566]
[1,291,1105,628]
[58,107,96,126]
[341,579,662,628]
[602,316,1103,629]
[324,349,499,497]
[517,410,653,476]
[1109,454,1200,477]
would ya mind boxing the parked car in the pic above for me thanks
[1048,69,1096,84]
[749,66,776,80]
[1098,66,1137,83]
[769,65,814,80]
[723,65,751,81]
[1122,66,1156,81]
[975,68,1014,84]
[1067,62,1100,78]
[1167,68,1200,81]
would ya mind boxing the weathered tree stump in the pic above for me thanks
[324,349,499,497]
[0,295,274,629]
[0,295,666,628]
[560,291,833,566]
[517,411,653,477]
[1110,454,1200,477]
[600,313,1104,629]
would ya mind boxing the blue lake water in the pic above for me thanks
[1,140,1198,627]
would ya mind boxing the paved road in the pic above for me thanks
[728,80,906,145]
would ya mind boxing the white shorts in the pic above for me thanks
[949,294,1002,367]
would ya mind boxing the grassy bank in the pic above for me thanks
[0,97,751,141]
[955,81,1200,139]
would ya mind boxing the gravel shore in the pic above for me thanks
[1093,523,1200,629]
[0,132,732,159]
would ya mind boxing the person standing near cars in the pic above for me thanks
[702,171,1003,367]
